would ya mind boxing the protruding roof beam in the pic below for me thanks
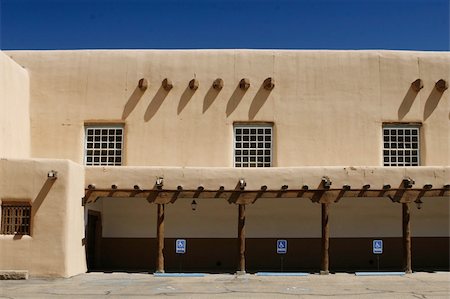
[311,177,332,203]
[138,78,148,90]
[162,78,173,91]
[411,79,423,92]
[390,178,415,203]
[189,78,199,90]
[435,79,448,92]
[239,78,250,90]
[213,78,224,90]
[263,77,275,90]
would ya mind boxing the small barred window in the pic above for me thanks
[234,124,272,167]
[1,202,31,235]
[383,125,420,166]
[85,125,124,166]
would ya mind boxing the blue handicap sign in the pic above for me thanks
[277,240,287,254]
[373,240,383,254]
[176,239,186,254]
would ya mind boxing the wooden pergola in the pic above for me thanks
[83,177,449,274]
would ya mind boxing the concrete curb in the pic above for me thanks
[153,273,206,277]
[256,272,309,277]
[355,272,405,276]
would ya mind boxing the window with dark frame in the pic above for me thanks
[234,124,273,167]
[383,125,420,166]
[85,125,124,166]
[1,202,32,235]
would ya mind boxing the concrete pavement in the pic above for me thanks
[0,272,449,298]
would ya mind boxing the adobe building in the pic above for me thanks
[0,50,448,277]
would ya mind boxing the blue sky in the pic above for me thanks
[0,0,448,50]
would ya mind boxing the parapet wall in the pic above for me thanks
[0,52,30,158]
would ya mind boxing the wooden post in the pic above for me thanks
[156,203,165,273]
[237,204,246,274]
[402,203,412,273]
[321,203,330,275]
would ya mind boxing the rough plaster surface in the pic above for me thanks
[0,52,30,158]
[5,50,449,167]
[0,159,86,277]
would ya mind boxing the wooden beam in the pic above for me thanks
[321,203,330,274]
[402,202,412,274]
[156,203,165,273]
[237,204,246,274]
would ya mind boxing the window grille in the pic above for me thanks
[234,124,272,167]
[383,125,420,166]
[85,125,124,166]
[1,203,31,235]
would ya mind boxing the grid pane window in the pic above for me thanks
[234,125,272,167]
[1,203,31,235]
[383,125,420,166]
[85,125,124,166]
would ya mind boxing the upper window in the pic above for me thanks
[85,125,124,166]
[383,125,420,166]
[234,124,272,167]
[1,202,31,235]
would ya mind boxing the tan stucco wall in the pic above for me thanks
[0,52,30,158]
[5,50,449,167]
[0,159,86,277]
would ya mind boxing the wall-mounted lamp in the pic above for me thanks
[363,184,371,189]
[302,185,309,190]
[177,185,183,191]
[138,78,148,90]
[322,177,332,189]
[87,184,96,190]
[415,198,423,210]
[213,78,224,90]
[239,179,246,190]
[261,185,267,191]
[383,184,391,190]
[343,184,351,191]
[239,78,250,90]
[191,200,197,211]
[134,185,141,190]
[156,177,164,189]
[189,79,199,90]
[111,184,118,190]
[403,178,415,189]
[435,79,448,92]
[162,78,173,91]
[281,185,288,190]
[47,170,58,180]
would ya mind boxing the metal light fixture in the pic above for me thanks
[415,199,423,210]
[191,200,197,211]
[156,177,164,189]
[47,170,58,179]
[403,178,415,189]
[322,177,332,189]
[239,179,246,190]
